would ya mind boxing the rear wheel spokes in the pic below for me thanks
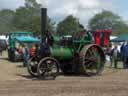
[80,45,105,76]
[84,58,97,74]
[84,47,100,74]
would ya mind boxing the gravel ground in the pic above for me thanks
[0,51,128,96]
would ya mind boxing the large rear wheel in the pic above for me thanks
[80,44,105,76]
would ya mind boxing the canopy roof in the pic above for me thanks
[15,36,40,43]
[95,29,112,33]
[111,35,128,42]
[9,31,33,35]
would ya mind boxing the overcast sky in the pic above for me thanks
[0,0,128,26]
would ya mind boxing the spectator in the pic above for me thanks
[106,46,113,68]
[22,44,30,67]
[123,42,128,69]
[105,46,111,55]
[110,45,120,68]
[30,44,36,57]
[18,45,23,54]
[120,42,125,68]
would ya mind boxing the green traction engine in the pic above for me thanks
[27,8,105,79]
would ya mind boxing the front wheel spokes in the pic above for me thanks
[27,57,39,77]
[37,57,59,79]
[39,62,48,75]
[30,61,38,66]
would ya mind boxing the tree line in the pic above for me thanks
[0,0,128,36]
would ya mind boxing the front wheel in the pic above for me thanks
[27,57,39,77]
[37,57,59,79]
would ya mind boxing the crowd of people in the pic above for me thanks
[106,42,128,69]
[0,42,38,67]
[22,44,38,67]
[15,44,38,67]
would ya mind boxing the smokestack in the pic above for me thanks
[41,8,47,42]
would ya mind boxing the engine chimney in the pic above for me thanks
[41,8,47,42]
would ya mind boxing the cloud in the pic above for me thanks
[0,0,24,10]
[37,0,112,27]
[0,0,112,27]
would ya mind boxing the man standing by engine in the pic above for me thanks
[123,42,128,69]
[110,45,120,68]
[22,44,30,67]
[120,42,126,69]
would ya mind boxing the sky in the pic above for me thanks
[0,0,128,26]
[112,0,128,22]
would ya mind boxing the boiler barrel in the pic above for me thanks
[50,47,73,60]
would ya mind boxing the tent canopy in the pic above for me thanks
[15,36,40,43]
[111,35,128,42]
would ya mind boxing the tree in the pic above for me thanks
[47,18,56,33]
[88,10,128,35]
[13,0,55,35]
[112,21,128,35]
[57,15,85,36]
[13,0,41,33]
[0,9,15,34]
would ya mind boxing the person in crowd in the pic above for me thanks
[110,45,120,68]
[105,46,111,55]
[105,46,113,68]
[122,42,128,69]
[18,45,23,54]
[30,44,37,57]
[120,42,126,69]
[22,44,30,67]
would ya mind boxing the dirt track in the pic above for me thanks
[0,52,128,96]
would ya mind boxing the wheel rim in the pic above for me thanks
[38,57,59,78]
[82,45,105,75]
[27,58,38,76]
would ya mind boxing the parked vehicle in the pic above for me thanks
[0,39,7,50]
[8,32,40,62]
